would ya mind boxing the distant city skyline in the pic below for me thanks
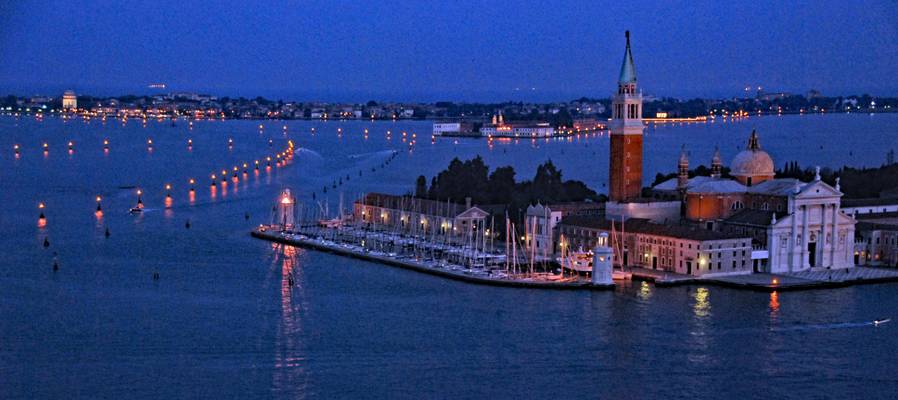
[1,1,896,102]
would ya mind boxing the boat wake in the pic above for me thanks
[346,149,396,160]
[770,319,889,332]
[294,148,325,160]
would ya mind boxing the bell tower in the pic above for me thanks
[609,31,644,202]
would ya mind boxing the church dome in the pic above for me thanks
[730,130,774,180]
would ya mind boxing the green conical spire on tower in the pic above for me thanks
[618,31,637,84]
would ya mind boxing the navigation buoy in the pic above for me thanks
[136,189,144,209]
[185,219,191,229]
[153,271,160,280]
[165,184,172,208]
[38,203,47,227]
[96,196,103,212]
[43,237,50,248]
[53,259,59,271]
[105,227,110,238]
[244,212,250,221]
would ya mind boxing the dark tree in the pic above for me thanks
[415,175,428,198]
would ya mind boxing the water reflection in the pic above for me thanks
[637,281,653,302]
[769,291,780,317]
[271,243,308,397]
[692,287,711,318]
[688,287,713,364]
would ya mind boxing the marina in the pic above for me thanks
[251,228,610,290]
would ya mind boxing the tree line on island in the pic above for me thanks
[651,160,898,199]
[413,157,603,220]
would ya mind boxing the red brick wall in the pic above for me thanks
[609,134,643,201]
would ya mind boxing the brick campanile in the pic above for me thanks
[609,31,644,202]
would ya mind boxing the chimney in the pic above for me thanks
[465,197,472,209]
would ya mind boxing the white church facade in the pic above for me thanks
[765,178,856,273]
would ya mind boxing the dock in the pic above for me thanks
[251,228,614,291]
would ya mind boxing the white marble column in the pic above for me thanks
[831,203,839,267]
[801,205,810,269]
[820,203,827,267]
[790,206,798,273]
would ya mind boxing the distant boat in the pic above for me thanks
[874,318,891,326]
[129,207,143,214]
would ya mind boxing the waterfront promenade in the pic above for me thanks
[253,226,898,292]
[628,265,898,291]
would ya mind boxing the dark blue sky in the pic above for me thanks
[1,1,896,102]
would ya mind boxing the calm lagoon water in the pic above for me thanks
[1,113,897,398]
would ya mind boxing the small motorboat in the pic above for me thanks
[873,318,891,326]
[129,207,143,214]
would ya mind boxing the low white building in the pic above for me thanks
[841,198,898,215]
[480,122,554,138]
[432,122,475,136]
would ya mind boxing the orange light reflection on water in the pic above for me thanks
[769,291,780,314]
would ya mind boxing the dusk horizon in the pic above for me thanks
[2,1,896,102]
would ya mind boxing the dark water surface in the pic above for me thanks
[1,114,897,398]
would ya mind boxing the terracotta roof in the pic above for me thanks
[747,178,804,196]
[724,209,778,227]
[558,215,747,242]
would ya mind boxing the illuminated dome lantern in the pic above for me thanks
[730,129,774,187]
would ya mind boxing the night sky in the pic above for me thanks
[1,1,896,101]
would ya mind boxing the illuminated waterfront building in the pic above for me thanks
[353,193,489,239]
[478,113,554,138]
[62,90,77,110]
